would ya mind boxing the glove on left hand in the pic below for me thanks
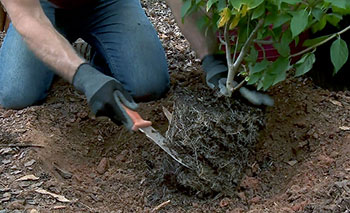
[73,63,137,130]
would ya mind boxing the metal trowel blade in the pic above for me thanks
[139,126,190,169]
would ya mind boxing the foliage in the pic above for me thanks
[182,0,350,96]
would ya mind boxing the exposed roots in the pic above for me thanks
[162,89,265,197]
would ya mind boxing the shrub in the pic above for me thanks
[182,0,350,96]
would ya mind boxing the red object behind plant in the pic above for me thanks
[217,28,308,64]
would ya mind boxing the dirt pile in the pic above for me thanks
[162,88,265,197]
[305,180,350,212]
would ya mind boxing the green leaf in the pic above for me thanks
[274,30,292,57]
[326,14,342,27]
[281,0,300,4]
[294,35,300,46]
[238,22,249,44]
[265,13,291,29]
[217,0,227,11]
[332,2,350,15]
[272,57,290,85]
[291,10,309,38]
[295,53,316,77]
[311,14,327,33]
[303,35,330,47]
[247,0,264,9]
[271,27,283,41]
[262,72,275,90]
[246,48,259,63]
[331,38,349,74]
[197,15,209,31]
[251,60,271,74]
[207,0,218,12]
[181,0,192,20]
[263,57,290,90]
[270,0,282,9]
[248,60,270,86]
[325,0,347,9]
[229,0,244,10]
[247,73,262,85]
[252,3,265,19]
[257,80,264,90]
[311,8,324,21]
[230,0,263,10]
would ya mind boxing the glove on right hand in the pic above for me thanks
[201,54,228,89]
[202,55,274,106]
[73,63,137,130]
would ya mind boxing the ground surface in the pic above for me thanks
[1,1,350,212]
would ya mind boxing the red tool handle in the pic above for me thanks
[122,105,152,131]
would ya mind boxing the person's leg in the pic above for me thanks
[79,0,170,102]
[165,0,218,60]
[0,1,78,109]
[0,1,60,109]
[0,27,55,109]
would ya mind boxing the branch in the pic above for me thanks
[218,31,226,45]
[232,64,248,92]
[233,34,240,64]
[226,19,264,96]
[232,79,246,93]
[224,23,234,71]
[253,39,274,45]
[256,42,266,59]
[290,24,350,58]
[152,200,171,212]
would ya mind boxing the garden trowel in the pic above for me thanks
[122,106,190,169]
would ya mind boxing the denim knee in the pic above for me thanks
[0,75,54,109]
[0,87,44,109]
[0,25,55,109]
[131,69,170,102]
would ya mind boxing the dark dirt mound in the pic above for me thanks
[160,87,265,197]
[304,179,350,212]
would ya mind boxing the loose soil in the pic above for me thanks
[1,1,350,212]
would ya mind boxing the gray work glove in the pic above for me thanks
[202,55,274,106]
[73,63,137,130]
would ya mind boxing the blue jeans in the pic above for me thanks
[0,0,169,109]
